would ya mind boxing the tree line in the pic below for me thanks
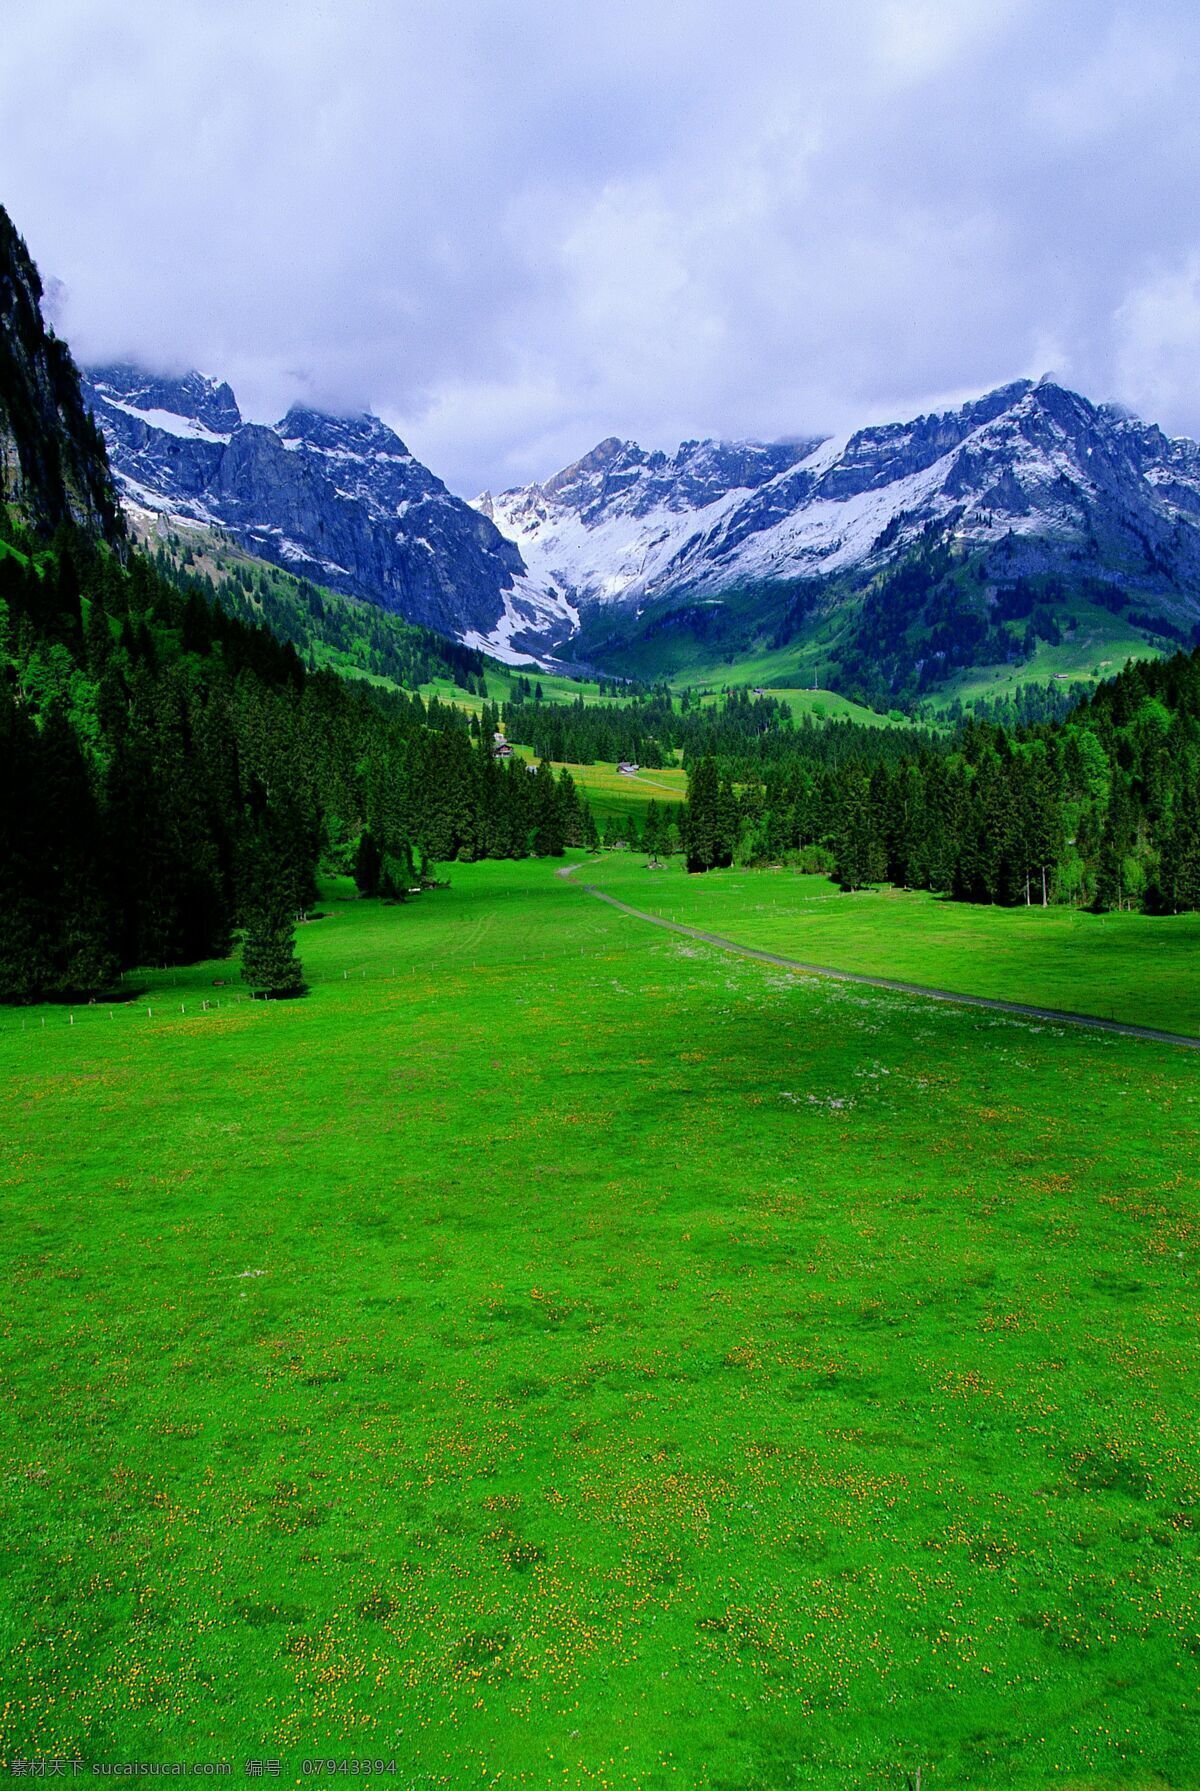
[496,681,932,773]
[6,507,1199,1008]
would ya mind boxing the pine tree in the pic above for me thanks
[36,704,119,994]
[0,685,53,999]
[1095,773,1133,912]
[1159,774,1200,913]
[84,590,113,674]
[556,766,585,847]
[834,775,885,891]
[531,760,565,855]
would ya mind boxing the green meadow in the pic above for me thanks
[1,858,1198,1786]
[582,855,1200,1037]
[498,747,687,830]
[751,688,910,729]
[686,684,908,730]
[415,666,613,715]
[935,604,1159,712]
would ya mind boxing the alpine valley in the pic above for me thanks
[6,97,1200,1783]
[84,362,1200,705]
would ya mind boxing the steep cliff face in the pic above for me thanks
[83,364,574,651]
[0,206,121,540]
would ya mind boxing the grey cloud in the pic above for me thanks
[1,0,1198,493]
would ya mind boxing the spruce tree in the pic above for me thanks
[1095,773,1133,912]
[685,756,732,872]
[0,686,52,999]
[36,704,119,995]
[556,767,585,846]
[241,901,305,998]
[532,760,565,855]
[354,829,382,897]
[1159,776,1200,913]
[834,774,885,891]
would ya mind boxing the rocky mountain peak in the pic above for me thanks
[87,362,242,437]
[476,378,1200,642]
[527,431,820,528]
[83,356,574,657]
[542,437,639,503]
[274,405,413,461]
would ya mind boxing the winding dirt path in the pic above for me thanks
[557,863,1200,1052]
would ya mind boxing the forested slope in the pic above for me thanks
[680,648,1200,910]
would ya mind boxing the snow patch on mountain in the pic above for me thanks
[89,391,234,445]
[462,572,582,665]
[475,434,821,609]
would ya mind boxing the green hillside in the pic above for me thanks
[571,540,1186,717]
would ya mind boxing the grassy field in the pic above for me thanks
[646,633,833,693]
[583,854,1200,1036]
[542,759,687,830]
[417,666,611,714]
[500,748,686,830]
[1,857,1198,1785]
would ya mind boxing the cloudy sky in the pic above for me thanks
[2,0,1198,493]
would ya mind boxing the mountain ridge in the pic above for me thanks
[82,362,575,651]
[83,353,1200,697]
[480,377,1200,617]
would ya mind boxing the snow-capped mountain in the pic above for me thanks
[85,363,1200,684]
[83,363,574,653]
[477,380,1200,632]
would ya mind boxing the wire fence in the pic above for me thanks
[0,963,436,1044]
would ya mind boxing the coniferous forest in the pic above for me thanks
[0,523,595,1001]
